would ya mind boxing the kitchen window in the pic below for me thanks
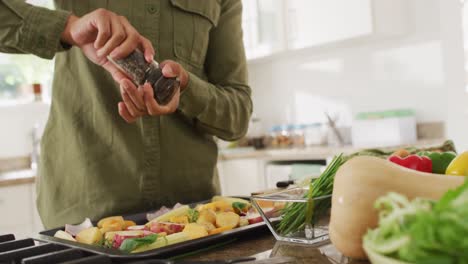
[0,0,55,103]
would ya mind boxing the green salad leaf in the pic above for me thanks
[119,234,158,253]
[365,181,468,263]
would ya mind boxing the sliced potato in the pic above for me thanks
[199,222,216,232]
[150,205,190,224]
[123,220,136,229]
[209,226,233,235]
[197,201,233,212]
[76,227,103,245]
[97,216,124,228]
[212,196,251,208]
[182,223,209,239]
[239,217,249,227]
[169,215,189,224]
[196,209,216,225]
[99,222,123,234]
[215,212,240,228]
[54,230,76,242]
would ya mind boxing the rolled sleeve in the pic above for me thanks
[175,0,252,141]
[1,0,71,59]
[178,72,213,119]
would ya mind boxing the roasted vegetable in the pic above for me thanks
[104,230,146,245]
[196,209,216,225]
[149,222,184,235]
[446,151,468,176]
[182,223,209,239]
[76,227,103,245]
[211,196,251,209]
[131,232,189,253]
[215,212,240,228]
[148,205,190,224]
[119,234,158,253]
[196,201,232,213]
[97,216,125,229]
[187,208,199,223]
[123,220,136,229]
[54,230,76,242]
[209,226,233,235]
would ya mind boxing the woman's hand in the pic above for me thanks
[60,9,154,82]
[118,60,189,123]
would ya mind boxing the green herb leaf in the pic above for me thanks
[119,234,158,253]
[187,208,199,223]
[232,202,247,214]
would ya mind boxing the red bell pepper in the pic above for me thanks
[388,155,432,173]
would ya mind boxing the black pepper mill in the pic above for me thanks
[108,49,179,105]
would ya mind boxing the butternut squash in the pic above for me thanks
[329,156,464,260]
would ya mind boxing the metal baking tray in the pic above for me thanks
[34,198,268,260]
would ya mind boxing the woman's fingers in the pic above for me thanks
[143,83,180,115]
[140,36,155,63]
[93,10,112,49]
[102,60,128,82]
[118,102,136,123]
[160,60,189,90]
[121,89,145,117]
[97,15,127,58]
[120,79,145,110]
[109,16,140,59]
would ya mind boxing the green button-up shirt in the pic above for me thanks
[0,0,252,228]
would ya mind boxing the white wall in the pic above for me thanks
[0,102,49,158]
[439,0,468,150]
[247,0,456,136]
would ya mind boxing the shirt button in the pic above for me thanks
[147,5,157,14]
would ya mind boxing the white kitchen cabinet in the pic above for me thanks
[242,0,285,60]
[217,159,265,196]
[30,183,44,233]
[0,183,35,238]
[286,0,373,49]
[242,0,410,60]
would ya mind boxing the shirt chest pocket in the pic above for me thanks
[170,0,221,68]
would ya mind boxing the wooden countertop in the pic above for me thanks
[218,138,447,161]
[0,169,35,187]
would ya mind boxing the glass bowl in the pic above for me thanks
[251,187,331,245]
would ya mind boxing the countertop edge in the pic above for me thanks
[0,169,36,187]
[218,138,447,161]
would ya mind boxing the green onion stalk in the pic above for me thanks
[276,140,456,236]
[277,154,345,235]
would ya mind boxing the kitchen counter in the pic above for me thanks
[218,138,447,161]
[184,232,369,263]
[0,169,35,187]
[0,139,447,187]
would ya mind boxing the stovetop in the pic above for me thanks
[0,234,299,264]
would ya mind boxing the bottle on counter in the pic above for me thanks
[304,123,327,146]
[290,124,306,148]
[32,83,42,102]
[247,116,265,149]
